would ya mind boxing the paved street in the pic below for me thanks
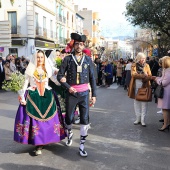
[0,85,170,170]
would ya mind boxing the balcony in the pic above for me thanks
[59,37,67,45]
[35,26,56,40]
[36,27,43,36]
[11,25,21,34]
[63,16,66,24]
[59,14,62,22]
[43,28,47,37]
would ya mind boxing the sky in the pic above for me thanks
[74,0,136,38]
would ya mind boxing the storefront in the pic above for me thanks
[35,40,55,57]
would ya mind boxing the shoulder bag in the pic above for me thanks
[135,83,152,102]
[154,82,164,98]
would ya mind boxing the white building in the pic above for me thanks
[104,38,133,59]
[0,0,60,58]
[56,0,75,48]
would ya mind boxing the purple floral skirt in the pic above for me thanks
[14,90,66,146]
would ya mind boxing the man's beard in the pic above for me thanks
[75,48,82,55]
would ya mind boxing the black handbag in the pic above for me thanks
[154,82,164,98]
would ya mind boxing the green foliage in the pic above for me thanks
[2,72,25,92]
[125,0,170,37]
[55,57,62,68]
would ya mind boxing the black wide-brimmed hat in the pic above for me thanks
[71,33,86,42]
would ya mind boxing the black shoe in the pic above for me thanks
[159,119,164,122]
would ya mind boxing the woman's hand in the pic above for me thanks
[151,76,156,81]
[18,96,26,105]
[54,70,58,75]
[20,101,27,105]
[60,77,66,83]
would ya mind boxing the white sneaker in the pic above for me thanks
[141,121,146,127]
[74,117,80,124]
[134,120,140,125]
[157,110,162,114]
[66,131,73,146]
[35,149,42,156]
[79,148,88,157]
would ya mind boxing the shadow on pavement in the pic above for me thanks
[0,163,60,170]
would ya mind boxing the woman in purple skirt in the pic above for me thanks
[14,50,66,155]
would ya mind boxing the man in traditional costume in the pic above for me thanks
[57,33,97,157]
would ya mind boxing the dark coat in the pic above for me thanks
[0,62,5,89]
[105,63,113,78]
[57,54,97,97]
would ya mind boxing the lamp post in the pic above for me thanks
[157,31,161,58]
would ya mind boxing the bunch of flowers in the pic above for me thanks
[2,72,25,92]
[55,57,62,69]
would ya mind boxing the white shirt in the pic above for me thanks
[125,63,132,71]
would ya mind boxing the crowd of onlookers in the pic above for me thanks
[1,51,170,131]
[0,55,30,90]
[94,56,162,90]
[0,53,167,92]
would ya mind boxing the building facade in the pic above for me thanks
[78,8,102,47]
[0,0,78,58]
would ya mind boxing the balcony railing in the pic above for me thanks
[59,14,62,22]
[43,28,47,37]
[59,37,67,44]
[11,25,21,34]
[63,16,66,24]
[36,27,42,36]
[35,26,56,40]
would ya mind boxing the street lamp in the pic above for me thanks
[157,31,161,58]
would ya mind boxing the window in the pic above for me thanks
[43,16,47,37]
[43,16,46,29]
[35,13,38,35]
[35,13,38,28]
[50,20,53,38]
[8,11,17,34]
[9,48,18,57]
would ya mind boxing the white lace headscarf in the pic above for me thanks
[48,50,57,67]
[25,50,52,78]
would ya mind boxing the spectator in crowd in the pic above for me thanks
[153,56,170,131]
[20,57,27,70]
[10,56,16,72]
[0,57,5,90]
[105,60,113,87]
[15,57,22,72]
[4,60,12,81]
[128,52,153,127]
[6,54,11,62]
[125,59,133,90]
[95,58,102,86]
[112,61,117,83]
[21,60,29,75]
[116,58,124,85]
